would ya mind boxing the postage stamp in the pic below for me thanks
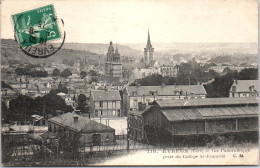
[11,4,65,58]
[12,4,61,48]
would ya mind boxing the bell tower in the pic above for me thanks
[144,30,154,66]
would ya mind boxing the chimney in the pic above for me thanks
[73,116,78,123]
[104,86,108,92]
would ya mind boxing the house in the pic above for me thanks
[229,80,258,98]
[45,113,115,146]
[123,84,207,116]
[135,97,258,146]
[90,89,122,117]
[1,88,18,108]
[31,114,46,126]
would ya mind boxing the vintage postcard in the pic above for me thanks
[1,0,259,166]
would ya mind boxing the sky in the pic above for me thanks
[1,0,258,43]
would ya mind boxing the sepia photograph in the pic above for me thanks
[0,0,259,166]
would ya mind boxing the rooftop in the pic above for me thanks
[91,90,121,101]
[126,85,207,96]
[161,106,258,121]
[231,80,258,92]
[154,97,258,108]
[48,113,114,133]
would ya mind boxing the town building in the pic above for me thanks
[45,113,116,146]
[122,84,207,115]
[105,41,123,78]
[128,110,143,141]
[144,30,154,67]
[1,88,18,108]
[89,89,122,117]
[131,97,258,145]
[229,80,258,97]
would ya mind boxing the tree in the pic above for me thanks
[9,95,38,123]
[80,71,87,79]
[60,69,72,78]
[88,70,98,77]
[77,94,87,113]
[29,70,48,77]
[57,128,83,159]
[65,105,74,113]
[52,68,60,76]
[57,82,68,94]
[1,101,13,123]
[7,94,69,123]
[15,67,29,76]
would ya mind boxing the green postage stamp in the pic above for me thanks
[12,4,61,48]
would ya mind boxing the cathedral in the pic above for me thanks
[105,41,123,77]
[144,30,154,67]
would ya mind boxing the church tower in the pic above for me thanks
[144,30,154,66]
[105,41,122,77]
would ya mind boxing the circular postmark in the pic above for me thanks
[12,4,65,58]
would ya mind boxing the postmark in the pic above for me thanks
[12,4,65,58]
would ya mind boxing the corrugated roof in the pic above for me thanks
[156,97,258,108]
[91,90,121,101]
[126,85,207,96]
[231,80,258,92]
[197,106,258,118]
[162,108,202,121]
[161,105,258,121]
[48,113,114,133]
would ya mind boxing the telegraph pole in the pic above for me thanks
[127,117,130,153]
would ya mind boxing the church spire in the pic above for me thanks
[147,29,152,48]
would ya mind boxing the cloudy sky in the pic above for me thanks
[1,0,258,43]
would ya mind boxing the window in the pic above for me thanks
[48,124,51,132]
[112,101,116,108]
[132,91,137,96]
[134,99,138,107]
[99,101,103,108]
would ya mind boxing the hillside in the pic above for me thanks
[1,39,142,65]
[62,43,142,57]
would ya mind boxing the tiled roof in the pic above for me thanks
[48,113,114,133]
[126,85,207,96]
[161,105,258,121]
[231,80,258,92]
[91,90,121,101]
[155,97,258,108]
[99,75,121,84]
